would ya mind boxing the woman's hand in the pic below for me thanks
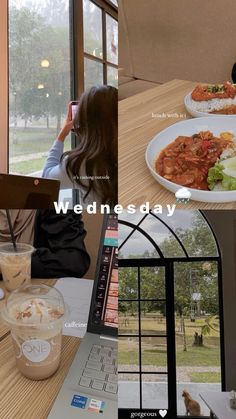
[57,102,74,142]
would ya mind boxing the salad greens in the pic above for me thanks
[208,160,236,190]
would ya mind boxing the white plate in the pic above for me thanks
[184,92,235,118]
[145,116,236,203]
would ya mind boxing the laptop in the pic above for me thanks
[48,213,118,419]
[0,173,60,209]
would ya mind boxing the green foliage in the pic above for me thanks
[201,315,220,336]
[9,5,70,135]
[119,213,219,318]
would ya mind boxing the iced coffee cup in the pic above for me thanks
[0,243,34,291]
[1,284,66,380]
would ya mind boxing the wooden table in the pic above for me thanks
[119,79,236,209]
[0,279,81,419]
[200,391,236,419]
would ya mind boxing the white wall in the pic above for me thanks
[204,210,236,390]
[0,0,8,173]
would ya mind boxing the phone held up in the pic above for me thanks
[71,101,79,132]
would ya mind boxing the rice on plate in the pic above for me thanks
[185,82,236,117]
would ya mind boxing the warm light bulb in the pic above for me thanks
[41,59,50,68]
[58,91,62,96]
[38,84,45,89]
[46,93,49,98]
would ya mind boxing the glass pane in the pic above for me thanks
[119,210,146,225]
[141,337,167,372]
[84,58,103,90]
[107,65,118,88]
[106,14,118,65]
[119,267,138,300]
[83,0,103,59]
[118,224,134,249]
[174,261,221,416]
[109,0,118,6]
[119,302,138,335]
[140,267,165,299]
[140,214,185,258]
[151,210,218,257]
[142,374,168,410]
[118,337,139,372]
[9,0,70,175]
[120,229,160,259]
[141,302,166,336]
[118,373,140,409]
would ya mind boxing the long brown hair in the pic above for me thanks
[63,85,118,205]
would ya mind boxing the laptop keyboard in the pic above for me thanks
[79,344,118,394]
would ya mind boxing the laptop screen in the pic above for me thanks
[0,173,60,209]
[87,214,118,337]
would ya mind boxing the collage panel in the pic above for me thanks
[0,210,118,418]
[1,0,236,418]
[1,0,118,210]
[119,0,236,211]
[118,209,236,418]
[0,0,118,417]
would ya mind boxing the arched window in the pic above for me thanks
[118,210,224,419]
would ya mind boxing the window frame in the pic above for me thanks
[118,211,225,419]
[4,0,117,176]
[71,0,117,204]
[72,0,118,96]
[0,0,8,173]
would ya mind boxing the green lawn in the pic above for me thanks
[10,157,46,174]
[9,127,57,156]
[9,127,71,174]
[190,372,221,383]
[119,344,220,367]
[119,314,221,371]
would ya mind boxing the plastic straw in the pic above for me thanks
[6,210,17,251]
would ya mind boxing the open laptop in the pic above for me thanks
[48,213,118,419]
[0,173,60,209]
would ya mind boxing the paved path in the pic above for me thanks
[10,152,48,163]
[119,365,221,381]
[119,381,221,415]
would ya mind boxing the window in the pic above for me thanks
[8,0,71,176]
[8,0,118,204]
[82,0,118,90]
[118,210,224,418]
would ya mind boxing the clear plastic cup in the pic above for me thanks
[1,284,66,380]
[0,243,34,291]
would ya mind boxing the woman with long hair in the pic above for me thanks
[42,85,118,206]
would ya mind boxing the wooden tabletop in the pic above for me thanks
[0,278,81,419]
[119,79,236,209]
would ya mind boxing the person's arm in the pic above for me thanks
[42,103,75,188]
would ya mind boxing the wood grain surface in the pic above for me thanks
[0,334,80,419]
[0,278,81,418]
[119,79,236,209]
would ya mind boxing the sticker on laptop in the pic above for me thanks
[88,399,105,413]
[71,394,88,409]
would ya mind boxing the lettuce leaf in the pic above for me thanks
[208,163,236,190]
[207,163,224,190]
[221,174,236,190]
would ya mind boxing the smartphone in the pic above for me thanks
[71,101,79,120]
